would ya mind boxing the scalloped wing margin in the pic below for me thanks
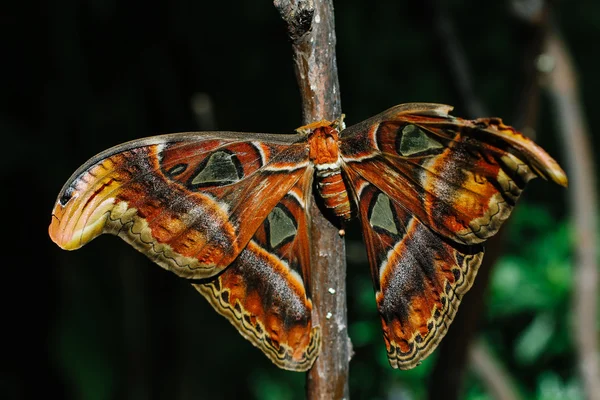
[194,169,320,371]
[347,174,483,369]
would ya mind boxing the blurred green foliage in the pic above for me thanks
[483,204,575,399]
[2,0,595,399]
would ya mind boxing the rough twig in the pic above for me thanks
[274,1,350,399]
[544,28,600,400]
[274,0,315,40]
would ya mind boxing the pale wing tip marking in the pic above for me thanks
[387,103,454,118]
[51,200,222,278]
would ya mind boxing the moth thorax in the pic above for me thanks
[308,126,352,220]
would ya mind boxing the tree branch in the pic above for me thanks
[509,0,551,134]
[543,28,600,400]
[274,1,350,399]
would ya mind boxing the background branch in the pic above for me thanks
[543,27,600,400]
[469,339,524,400]
[423,1,551,399]
[274,1,350,399]
[421,1,495,398]
[509,0,551,133]
[423,0,487,118]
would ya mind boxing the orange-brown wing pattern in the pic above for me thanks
[49,102,567,373]
[194,169,320,371]
[49,131,309,280]
[345,173,483,369]
[340,103,566,369]
[341,103,567,246]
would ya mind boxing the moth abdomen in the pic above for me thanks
[308,125,352,220]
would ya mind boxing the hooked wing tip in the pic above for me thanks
[48,204,81,250]
[546,164,569,187]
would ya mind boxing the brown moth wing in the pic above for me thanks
[340,103,567,246]
[340,103,566,369]
[194,169,320,371]
[344,172,483,369]
[49,131,309,279]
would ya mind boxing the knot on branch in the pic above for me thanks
[274,0,315,40]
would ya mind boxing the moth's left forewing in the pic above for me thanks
[49,131,308,280]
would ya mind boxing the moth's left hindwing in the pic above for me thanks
[194,170,320,371]
[49,131,320,371]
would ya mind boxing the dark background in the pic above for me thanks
[2,1,595,399]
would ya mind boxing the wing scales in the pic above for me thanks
[194,169,320,371]
[49,132,309,280]
[340,103,565,369]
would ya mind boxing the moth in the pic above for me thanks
[49,103,567,371]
